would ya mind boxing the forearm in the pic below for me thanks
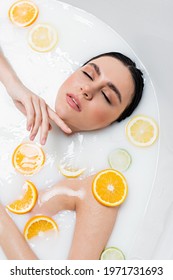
[33,180,77,216]
[0,49,22,95]
[0,204,38,260]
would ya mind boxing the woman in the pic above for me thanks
[0,50,144,259]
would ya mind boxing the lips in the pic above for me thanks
[66,93,81,112]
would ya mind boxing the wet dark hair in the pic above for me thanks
[83,52,144,122]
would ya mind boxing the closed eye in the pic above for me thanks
[102,91,111,104]
[82,71,93,80]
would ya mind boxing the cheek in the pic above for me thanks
[89,105,110,124]
[88,102,122,126]
[55,74,77,109]
[57,73,78,99]
[62,72,80,91]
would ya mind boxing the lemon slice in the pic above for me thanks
[28,23,58,52]
[126,115,159,147]
[58,165,86,178]
[100,247,125,260]
[108,148,131,172]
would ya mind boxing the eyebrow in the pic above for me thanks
[88,62,122,103]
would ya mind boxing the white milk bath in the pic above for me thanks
[0,0,159,259]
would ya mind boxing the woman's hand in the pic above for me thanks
[8,83,72,145]
[0,49,72,145]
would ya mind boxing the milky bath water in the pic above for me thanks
[0,0,159,259]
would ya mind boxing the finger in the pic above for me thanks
[24,97,35,131]
[39,101,50,145]
[14,101,26,115]
[29,98,42,141]
[47,107,72,134]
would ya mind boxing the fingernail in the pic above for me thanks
[27,125,31,131]
[30,135,35,141]
[67,128,72,133]
[41,138,46,145]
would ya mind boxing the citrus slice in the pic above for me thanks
[108,148,131,172]
[6,180,38,214]
[24,215,58,239]
[92,169,128,207]
[126,115,159,147]
[58,164,86,178]
[100,247,125,260]
[12,142,45,175]
[9,0,39,27]
[28,23,58,52]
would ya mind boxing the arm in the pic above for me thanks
[0,179,77,260]
[0,49,71,144]
[68,176,118,260]
[0,176,118,260]
[0,203,38,260]
[32,179,78,216]
[33,176,118,260]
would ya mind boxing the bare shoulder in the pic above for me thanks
[67,174,119,260]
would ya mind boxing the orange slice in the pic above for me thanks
[12,142,45,175]
[92,169,128,207]
[28,23,58,52]
[6,180,38,214]
[24,215,58,239]
[9,0,39,27]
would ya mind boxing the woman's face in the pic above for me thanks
[55,56,134,132]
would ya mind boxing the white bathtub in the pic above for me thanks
[0,0,172,260]
[59,0,173,259]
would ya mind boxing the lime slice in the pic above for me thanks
[108,148,131,172]
[100,247,125,260]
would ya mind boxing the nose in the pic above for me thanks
[80,84,94,100]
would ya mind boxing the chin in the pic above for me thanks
[55,104,66,119]
[66,122,80,133]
